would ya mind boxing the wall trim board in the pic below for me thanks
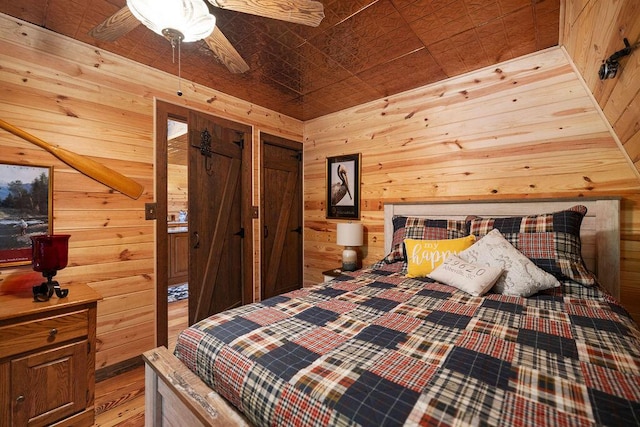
[95,356,143,383]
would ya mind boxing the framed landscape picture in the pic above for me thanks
[0,163,52,267]
[326,153,361,219]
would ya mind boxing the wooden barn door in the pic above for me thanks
[261,134,302,299]
[188,111,252,324]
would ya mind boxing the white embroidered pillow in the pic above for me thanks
[428,255,503,296]
[458,229,560,297]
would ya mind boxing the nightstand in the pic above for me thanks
[0,283,101,427]
[322,268,343,282]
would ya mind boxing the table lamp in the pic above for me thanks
[336,222,363,271]
[31,234,70,301]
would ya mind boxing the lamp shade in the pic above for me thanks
[336,222,363,247]
[127,0,216,42]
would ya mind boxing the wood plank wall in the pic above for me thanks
[303,46,640,321]
[562,0,640,172]
[167,164,187,221]
[167,132,188,221]
[0,14,303,369]
[561,0,640,322]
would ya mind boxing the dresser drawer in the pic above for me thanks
[0,310,88,359]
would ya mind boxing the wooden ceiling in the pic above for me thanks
[0,0,560,121]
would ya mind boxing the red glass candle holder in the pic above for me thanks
[31,234,70,301]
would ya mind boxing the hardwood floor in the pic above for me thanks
[168,297,189,352]
[94,366,145,426]
[94,298,188,426]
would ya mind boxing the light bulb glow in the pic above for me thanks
[127,0,216,42]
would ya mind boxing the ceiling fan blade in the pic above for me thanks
[209,0,325,27]
[0,119,144,200]
[89,6,141,42]
[205,27,250,74]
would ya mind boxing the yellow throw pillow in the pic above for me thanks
[405,235,476,278]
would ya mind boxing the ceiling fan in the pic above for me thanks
[89,0,325,74]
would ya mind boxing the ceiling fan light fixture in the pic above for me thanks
[126,0,216,42]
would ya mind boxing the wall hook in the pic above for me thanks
[599,38,637,80]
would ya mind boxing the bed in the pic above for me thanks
[143,197,640,426]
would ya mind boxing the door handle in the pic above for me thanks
[291,226,302,234]
[193,231,200,249]
[264,225,268,238]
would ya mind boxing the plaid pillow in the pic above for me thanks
[384,216,469,263]
[468,205,596,286]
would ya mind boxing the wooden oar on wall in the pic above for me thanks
[0,119,144,200]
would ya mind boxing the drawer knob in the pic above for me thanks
[49,328,58,337]
[16,395,24,403]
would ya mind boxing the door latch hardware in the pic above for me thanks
[191,128,214,175]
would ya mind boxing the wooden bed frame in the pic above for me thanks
[144,197,620,426]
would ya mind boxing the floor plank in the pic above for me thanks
[94,366,145,426]
[94,299,188,425]
[168,298,189,352]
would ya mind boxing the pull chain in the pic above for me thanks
[177,37,183,96]
[163,29,185,97]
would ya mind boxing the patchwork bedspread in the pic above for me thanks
[174,265,640,426]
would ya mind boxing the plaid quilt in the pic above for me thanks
[174,265,640,426]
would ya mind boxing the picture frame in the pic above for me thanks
[326,153,361,219]
[0,163,52,267]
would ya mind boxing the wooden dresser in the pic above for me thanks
[0,284,101,427]
[168,229,189,286]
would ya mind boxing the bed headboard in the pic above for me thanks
[384,198,621,299]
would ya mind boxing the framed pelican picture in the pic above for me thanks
[326,153,361,219]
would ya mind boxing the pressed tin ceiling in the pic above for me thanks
[0,0,560,121]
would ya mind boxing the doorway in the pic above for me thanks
[166,117,189,350]
[261,133,303,299]
[155,101,253,347]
